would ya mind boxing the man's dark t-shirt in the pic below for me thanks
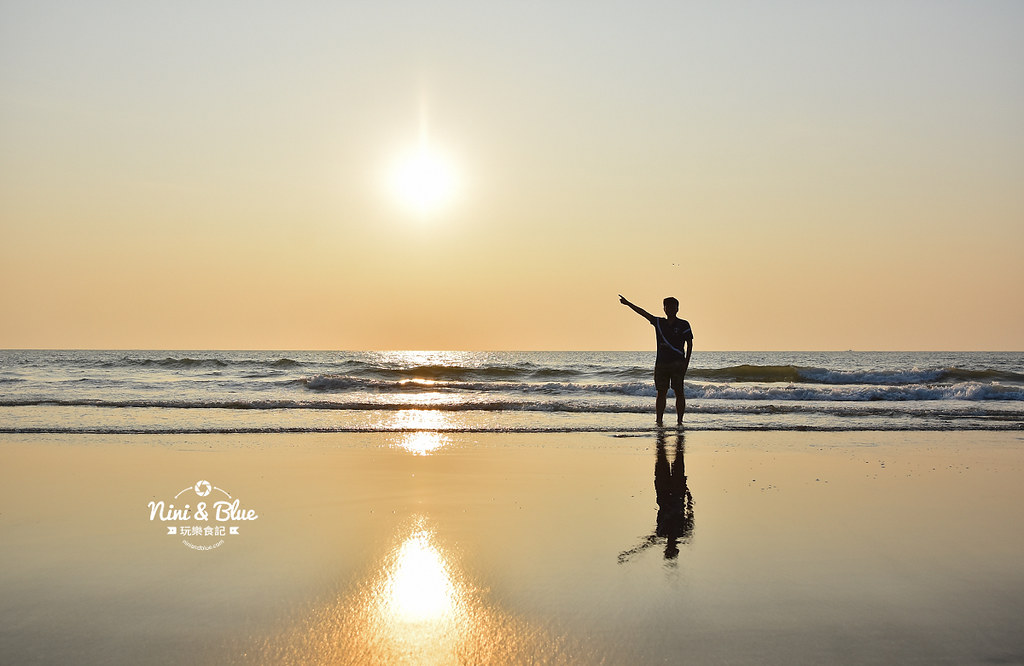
[653,318,693,366]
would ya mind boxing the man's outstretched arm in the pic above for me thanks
[619,295,657,323]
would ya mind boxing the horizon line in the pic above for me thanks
[2,348,1021,354]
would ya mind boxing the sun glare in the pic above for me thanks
[386,529,455,623]
[390,144,459,217]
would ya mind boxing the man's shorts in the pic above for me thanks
[654,361,687,393]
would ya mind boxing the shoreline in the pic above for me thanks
[2,430,1023,664]
[4,420,1019,436]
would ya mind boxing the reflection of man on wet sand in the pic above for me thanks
[619,431,694,563]
[654,431,694,559]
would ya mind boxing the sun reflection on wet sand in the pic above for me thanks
[371,522,468,663]
[389,410,455,456]
[386,528,454,623]
[251,517,586,664]
[396,431,451,456]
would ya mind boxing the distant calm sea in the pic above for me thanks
[1,351,1021,434]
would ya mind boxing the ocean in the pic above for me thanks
[0,350,1021,434]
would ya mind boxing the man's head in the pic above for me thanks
[663,297,679,317]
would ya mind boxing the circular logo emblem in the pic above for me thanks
[194,480,212,497]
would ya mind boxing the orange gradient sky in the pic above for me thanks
[1,2,1022,350]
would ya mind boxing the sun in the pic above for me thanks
[389,141,459,217]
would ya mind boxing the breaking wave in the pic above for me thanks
[689,364,1024,386]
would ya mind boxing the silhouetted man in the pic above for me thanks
[620,295,693,425]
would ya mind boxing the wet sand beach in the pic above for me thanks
[2,430,1023,664]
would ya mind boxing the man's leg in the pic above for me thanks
[672,376,685,424]
[656,388,668,425]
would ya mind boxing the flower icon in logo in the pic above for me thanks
[194,480,212,497]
